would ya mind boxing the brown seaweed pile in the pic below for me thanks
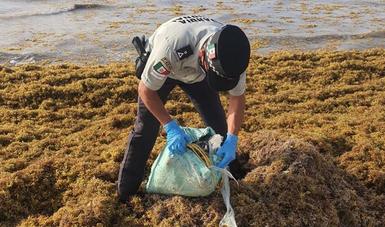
[0,49,384,226]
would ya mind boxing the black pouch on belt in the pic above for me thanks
[132,35,150,79]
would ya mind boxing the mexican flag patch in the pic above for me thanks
[207,43,216,59]
[153,61,170,76]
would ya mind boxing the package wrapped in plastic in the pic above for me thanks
[146,127,222,197]
[146,127,238,227]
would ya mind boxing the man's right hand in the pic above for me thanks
[164,120,191,155]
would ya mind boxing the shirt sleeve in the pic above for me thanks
[228,71,246,96]
[141,44,173,91]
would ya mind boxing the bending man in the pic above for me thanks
[118,15,251,202]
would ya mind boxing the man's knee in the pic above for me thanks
[214,122,227,138]
[205,115,227,138]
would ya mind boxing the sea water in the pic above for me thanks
[0,0,384,64]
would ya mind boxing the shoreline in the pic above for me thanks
[1,47,384,67]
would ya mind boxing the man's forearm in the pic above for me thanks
[138,81,172,125]
[227,94,245,135]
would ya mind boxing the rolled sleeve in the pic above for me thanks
[228,71,246,96]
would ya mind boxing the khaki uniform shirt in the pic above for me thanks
[141,15,246,96]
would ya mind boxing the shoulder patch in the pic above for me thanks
[160,57,172,71]
[176,45,193,60]
[153,59,171,78]
[207,44,216,60]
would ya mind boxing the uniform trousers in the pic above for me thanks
[117,77,242,202]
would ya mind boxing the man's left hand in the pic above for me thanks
[216,133,238,168]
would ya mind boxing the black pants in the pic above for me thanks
[117,78,241,202]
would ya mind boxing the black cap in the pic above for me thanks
[205,25,250,91]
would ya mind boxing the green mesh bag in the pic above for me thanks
[146,127,222,197]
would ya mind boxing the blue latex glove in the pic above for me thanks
[216,133,238,168]
[163,120,191,155]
